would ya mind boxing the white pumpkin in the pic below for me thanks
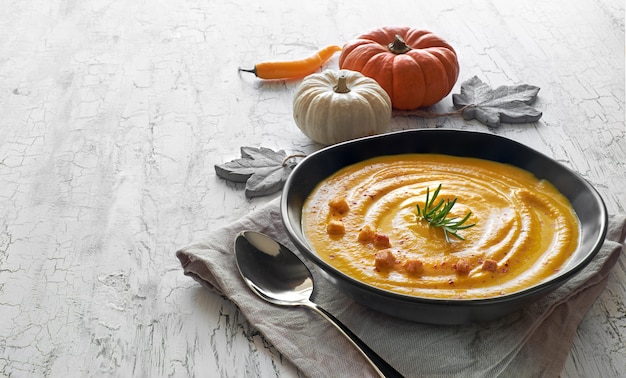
[293,69,392,145]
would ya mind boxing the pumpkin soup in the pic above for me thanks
[302,154,580,299]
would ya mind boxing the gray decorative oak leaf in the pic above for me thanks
[452,76,542,127]
[214,146,299,197]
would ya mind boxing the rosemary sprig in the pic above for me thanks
[416,184,476,242]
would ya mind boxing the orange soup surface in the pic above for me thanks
[302,154,580,299]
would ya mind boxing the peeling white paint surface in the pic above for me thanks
[0,0,624,377]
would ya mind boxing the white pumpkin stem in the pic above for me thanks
[333,75,351,94]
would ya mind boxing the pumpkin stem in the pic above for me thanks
[334,74,351,94]
[388,35,411,54]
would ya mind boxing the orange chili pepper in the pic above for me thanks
[239,45,342,80]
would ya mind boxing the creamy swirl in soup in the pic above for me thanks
[302,154,580,299]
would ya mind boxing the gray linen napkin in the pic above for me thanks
[176,198,626,378]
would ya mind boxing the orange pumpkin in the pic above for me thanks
[339,27,459,110]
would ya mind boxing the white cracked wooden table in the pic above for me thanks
[0,0,624,377]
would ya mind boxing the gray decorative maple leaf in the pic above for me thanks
[214,146,298,197]
[452,76,542,127]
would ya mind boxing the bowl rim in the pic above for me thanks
[281,128,609,306]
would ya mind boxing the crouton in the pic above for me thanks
[375,249,396,270]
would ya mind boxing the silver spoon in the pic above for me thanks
[234,230,403,378]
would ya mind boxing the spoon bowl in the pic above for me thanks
[235,230,314,306]
[234,230,402,378]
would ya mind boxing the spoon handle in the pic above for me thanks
[306,302,404,378]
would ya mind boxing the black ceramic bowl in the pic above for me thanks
[281,129,607,325]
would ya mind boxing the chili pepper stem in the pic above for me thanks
[238,67,258,76]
